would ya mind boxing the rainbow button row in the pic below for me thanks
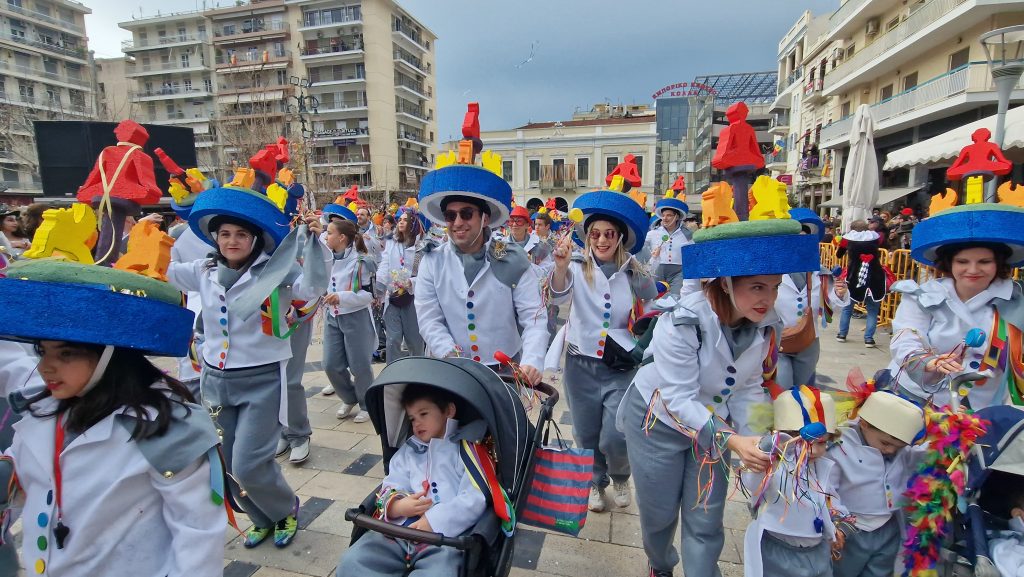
[216,293,229,369]
[795,293,805,317]
[467,290,481,362]
[596,293,612,357]
[33,489,53,574]
[712,365,738,404]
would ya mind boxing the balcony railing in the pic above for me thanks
[299,9,361,28]
[1,2,83,34]
[539,165,578,191]
[311,152,369,165]
[134,60,207,73]
[215,49,289,66]
[214,21,288,39]
[829,0,868,29]
[395,76,425,96]
[0,60,88,87]
[395,101,430,121]
[0,91,91,115]
[309,70,364,83]
[804,77,823,98]
[394,50,429,73]
[780,66,803,93]
[122,34,203,50]
[764,149,787,166]
[824,0,967,93]
[143,109,214,122]
[391,21,426,50]
[300,37,363,56]
[318,100,366,112]
[398,130,427,144]
[5,34,86,59]
[133,86,212,98]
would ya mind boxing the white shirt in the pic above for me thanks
[546,258,637,361]
[648,225,692,266]
[327,248,374,317]
[775,270,850,337]
[170,228,211,382]
[378,238,417,299]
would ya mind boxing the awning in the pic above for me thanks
[883,105,1024,170]
[819,185,924,209]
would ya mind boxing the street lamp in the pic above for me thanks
[980,25,1024,202]
[289,76,319,208]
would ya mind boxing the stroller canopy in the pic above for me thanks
[967,404,1024,495]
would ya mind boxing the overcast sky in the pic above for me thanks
[85,0,839,136]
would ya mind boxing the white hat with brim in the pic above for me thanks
[858,392,925,445]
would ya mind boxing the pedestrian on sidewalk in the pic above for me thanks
[621,215,821,577]
[546,191,657,514]
[835,220,887,348]
[378,206,426,364]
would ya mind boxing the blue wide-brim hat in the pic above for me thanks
[911,203,1024,267]
[789,208,825,242]
[682,219,820,279]
[0,261,193,357]
[189,186,290,252]
[571,191,649,254]
[419,165,512,228]
[649,214,662,230]
[322,203,357,222]
[655,198,689,216]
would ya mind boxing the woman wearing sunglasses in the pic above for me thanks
[546,191,656,513]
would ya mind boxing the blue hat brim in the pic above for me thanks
[911,204,1024,267]
[0,279,194,356]
[571,191,649,254]
[189,186,290,252]
[322,203,357,222]
[682,233,820,279]
[789,208,825,242]
[656,198,689,215]
[419,165,512,227]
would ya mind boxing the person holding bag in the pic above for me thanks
[776,209,849,389]
[545,191,656,513]
[378,206,426,363]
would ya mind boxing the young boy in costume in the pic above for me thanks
[336,383,486,576]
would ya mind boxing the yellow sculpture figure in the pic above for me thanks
[113,221,174,281]
[930,188,959,214]
[185,168,209,192]
[629,189,648,208]
[230,168,256,189]
[701,182,739,228]
[776,181,792,216]
[434,151,457,170]
[481,150,503,177]
[965,175,985,204]
[608,175,625,192]
[167,178,190,204]
[266,183,289,211]
[24,204,98,263]
[749,175,782,220]
[998,181,1024,207]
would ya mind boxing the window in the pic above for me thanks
[184,78,192,91]
[841,101,851,117]
[528,159,540,185]
[949,48,969,71]
[902,72,918,91]
[606,156,619,176]
[45,86,57,105]
[879,84,893,101]
[276,70,287,85]
[634,155,644,178]
[885,17,900,32]
[502,160,513,183]
[203,78,212,92]
[2,168,18,183]
[576,157,589,185]
[845,44,855,59]
[180,53,190,68]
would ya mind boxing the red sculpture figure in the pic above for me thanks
[545,197,557,211]
[76,119,163,264]
[460,102,483,163]
[711,102,765,221]
[671,174,686,194]
[605,154,643,193]
[343,185,360,204]
[248,137,289,192]
[946,127,1012,181]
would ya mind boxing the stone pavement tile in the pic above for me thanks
[306,396,343,414]
[509,568,564,577]
[224,560,261,577]
[306,410,344,431]
[524,508,611,543]
[251,568,316,577]
[296,471,380,506]
[278,463,321,491]
[363,460,386,479]
[310,429,364,452]
[609,512,641,548]
[720,528,743,564]
[719,560,744,577]
[341,453,382,476]
[535,532,649,577]
[304,502,354,538]
[512,527,547,570]
[297,496,335,530]
[723,498,752,530]
[225,529,343,577]
[333,418,376,435]
[347,434,384,455]
[296,447,362,474]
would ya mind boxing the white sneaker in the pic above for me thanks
[336,403,357,419]
[320,385,335,396]
[275,437,290,457]
[612,481,632,508]
[588,486,608,513]
[353,410,370,424]
[288,438,310,464]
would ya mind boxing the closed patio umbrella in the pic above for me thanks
[842,104,879,231]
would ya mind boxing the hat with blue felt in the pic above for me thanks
[419,165,512,228]
[910,203,1024,267]
[322,203,357,222]
[682,218,820,279]
[570,190,649,255]
[789,208,825,242]
[655,190,688,217]
[189,186,291,253]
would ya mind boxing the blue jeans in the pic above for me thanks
[838,300,880,341]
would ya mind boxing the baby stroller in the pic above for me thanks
[940,404,1024,577]
[344,356,560,577]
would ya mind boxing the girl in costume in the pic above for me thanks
[323,218,378,423]
[621,215,821,577]
[378,206,426,364]
[776,209,850,389]
[887,203,1024,409]
[546,191,657,513]
[317,201,357,398]
[167,174,330,549]
[0,259,226,576]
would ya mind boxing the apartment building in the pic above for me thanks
[465,103,657,211]
[0,0,91,205]
[93,56,135,121]
[816,0,1024,212]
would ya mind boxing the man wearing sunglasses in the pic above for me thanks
[416,166,549,385]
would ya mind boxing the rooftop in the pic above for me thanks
[517,115,656,130]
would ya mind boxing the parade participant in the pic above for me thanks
[334,384,486,576]
[742,386,841,577]
[506,205,552,269]
[534,210,560,338]
[835,220,886,347]
[167,145,331,549]
[0,258,226,576]
[378,206,426,364]
[621,211,821,577]
[776,209,850,388]
[0,206,29,260]
[888,203,1024,409]
[317,201,357,398]
[828,380,926,577]
[546,190,656,512]
[355,206,387,362]
[647,192,693,296]
[415,123,548,383]
[323,218,378,423]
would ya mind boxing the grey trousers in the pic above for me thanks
[776,339,821,390]
[323,309,377,410]
[0,537,15,577]
[201,363,296,528]
[656,264,684,297]
[622,387,728,577]
[282,319,313,444]
[383,302,425,363]
[761,532,832,577]
[833,516,899,577]
[336,531,462,577]
[563,353,632,488]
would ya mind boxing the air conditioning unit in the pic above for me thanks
[866,18,880,36]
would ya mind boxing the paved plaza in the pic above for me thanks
[9,316,890,577]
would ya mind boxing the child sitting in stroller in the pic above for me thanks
[337,383,487,576]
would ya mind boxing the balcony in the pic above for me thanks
[823,0,972,96]
[820,62,1024,148]
[215,49,290,72]
[764,148,787,169]
[310,151,370,167]
[769,114,790,135]
[3,34,86,60]
[0,91,91,115]
[395,77,428,100]
[828,0,870,35]
[398,129,429,147]
[778,66,803,94]
[391,21,427,53]
[300,38,363,63]
[127,60,209,77]
[0,60,89,88]
[539,164,578,192]
[297,10,361,31]
[122,34,204,52]
[316,100,367,116]
[213,21,288,44]
[0,2,83,34]
[142,109,214,124]
[132,86,213,102]
[308,70,364,87]
[217,81,291,95]
[399,160,429,171]
[394,51,430,76]
[193,133,217,146]
[395,101,431,124]
[803,77,826,105]
[311,126,368,141]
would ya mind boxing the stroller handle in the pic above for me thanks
[501,376,560,409]
[344,509,477,550]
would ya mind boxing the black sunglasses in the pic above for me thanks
[443,207,480,223]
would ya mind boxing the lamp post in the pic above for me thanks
[288,76,319,209]
[980,25,1024,202]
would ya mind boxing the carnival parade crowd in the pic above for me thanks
[0,114,1023,577]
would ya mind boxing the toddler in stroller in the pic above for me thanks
[341,356,559,577]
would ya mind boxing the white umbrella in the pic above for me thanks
[842,104,879,231]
